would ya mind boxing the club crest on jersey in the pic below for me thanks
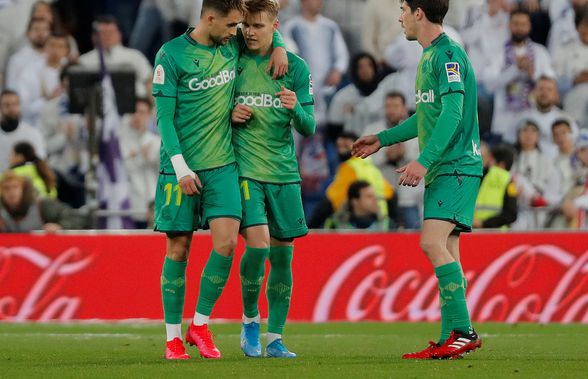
[153,64,165,85]
[445,62,461,83]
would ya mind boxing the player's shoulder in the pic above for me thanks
[159,34,190,56]
[433,35,467,60]
[287,51,308,68]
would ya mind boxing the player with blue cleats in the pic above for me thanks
[266,339,296,358]
[240,322,262,357]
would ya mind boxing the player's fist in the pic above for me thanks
[277,86,297,110]
[179,173,202,196]
[396,160,427,187]
[351,134,381,159]
[232,104,252,123]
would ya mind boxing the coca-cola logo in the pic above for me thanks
[0,246,93,321]
[313,244,588,323]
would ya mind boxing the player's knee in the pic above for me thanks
[419,238,443,256]
[215,236,238,255]
[167,243,189,261]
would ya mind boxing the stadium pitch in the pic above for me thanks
[1,322,586,378]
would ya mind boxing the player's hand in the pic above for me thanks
[396,160,427,187]
[232,104,252,123]
[276,86,297,110]
[351,135,381,158]
[267,47,288,79]
[179,173,202,196]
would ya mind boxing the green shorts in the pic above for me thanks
[154,163,242,232]
[239,178,308,240]
[423,174,481,232]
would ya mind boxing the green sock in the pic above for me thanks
[240,246,270,318]
[161,257,188,324]
[266,246,293,335]
[435,262,473,337]
[438,263,468,344]
[196,250,233,316]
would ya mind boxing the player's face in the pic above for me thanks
[399,1,417,41]
[0,179,24,210]
[552,124,573,149]
[0,94,21,119]
[510,14,531,43]
[243,11,278,53]
[384,96,408,125]
[210,9,243,45]
[534,79,559,109]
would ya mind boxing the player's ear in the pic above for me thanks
[207,14,215,25]
[274,19,279,30]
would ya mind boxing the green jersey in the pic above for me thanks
[232,51,315,183]
[152,28,240,172]
[378,33,483,184]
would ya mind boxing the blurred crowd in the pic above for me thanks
[1,0,588,232]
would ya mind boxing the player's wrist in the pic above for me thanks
[171,154,195,182]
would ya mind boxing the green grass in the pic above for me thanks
[0,322,586,378]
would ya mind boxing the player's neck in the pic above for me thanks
[251,44,272,57]
[190,26,215,46]
[418,24,444,49]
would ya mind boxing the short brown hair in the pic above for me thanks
[246,0,280,19]
[202,0,247,16]
[404,0,449,25]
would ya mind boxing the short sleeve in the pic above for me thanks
[434,46,466,97]
[151,47,179,98]
[292,57,314,107]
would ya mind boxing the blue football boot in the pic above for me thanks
[240,322,262,357]
[266,339,297,358]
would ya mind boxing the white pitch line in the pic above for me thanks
[0,333,143,339]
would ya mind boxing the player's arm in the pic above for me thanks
[152,48,201,194]
[376,114,418,146]
[280,57,315,137]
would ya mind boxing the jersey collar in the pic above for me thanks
[425,32,447,51]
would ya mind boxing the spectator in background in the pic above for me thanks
[277,0,300,25]
[327,52,380,139]
[9,141,57,198]
[120,98,160,228]
[282,0,349,126]
[325,180,388,231]
[308,132,394,228]
[79,15,152,97]
[361,0,403,67]
[518,75,578,157]
[4,17,50,90]
[483,8,555,144]
[560,130,588,228]
[557,5,588,129]
[16,33,70,127]
[0,90,46,173]
[548,0,587,55]
[0,171,86,233]
[364,92,423,229]
[511,120,554,229]
[473,143,518,229]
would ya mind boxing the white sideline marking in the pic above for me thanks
[0,333,142,340]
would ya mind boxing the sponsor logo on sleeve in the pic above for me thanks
[445,62,460,83]
[153,64,165,85]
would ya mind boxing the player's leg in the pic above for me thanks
[186,164,242,359]
[154,172,199,360]
[264,182,307,358]
[438,231,462,345]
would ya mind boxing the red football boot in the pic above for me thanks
[165,337,190,360]
[185,322,221,359]
[402,341,440,360]
[433,330,482,359]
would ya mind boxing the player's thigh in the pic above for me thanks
[423,174,481,233]
[199,163,242,228]
[242,225,271,248]
[265,182,308,240]
[153,173,200,233]
[239,178,269,230]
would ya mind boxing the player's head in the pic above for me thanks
[384,91,408,125]
[348,180,379,217]
[552,118,574,151]
[0,90,21,123]
[399,0,449,40]
[243,0,280,53]
[26,17,51,49]
[509,7,531,43]
[92,15,122,50]
[534,76,559,111]
[201,0,246,45]
[575,4,588,45]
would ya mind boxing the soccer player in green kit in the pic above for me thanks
[353,0,483,359]
[152,0,288,360]
[231,0,315,358]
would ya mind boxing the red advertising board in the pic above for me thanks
[0,232,587,323]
